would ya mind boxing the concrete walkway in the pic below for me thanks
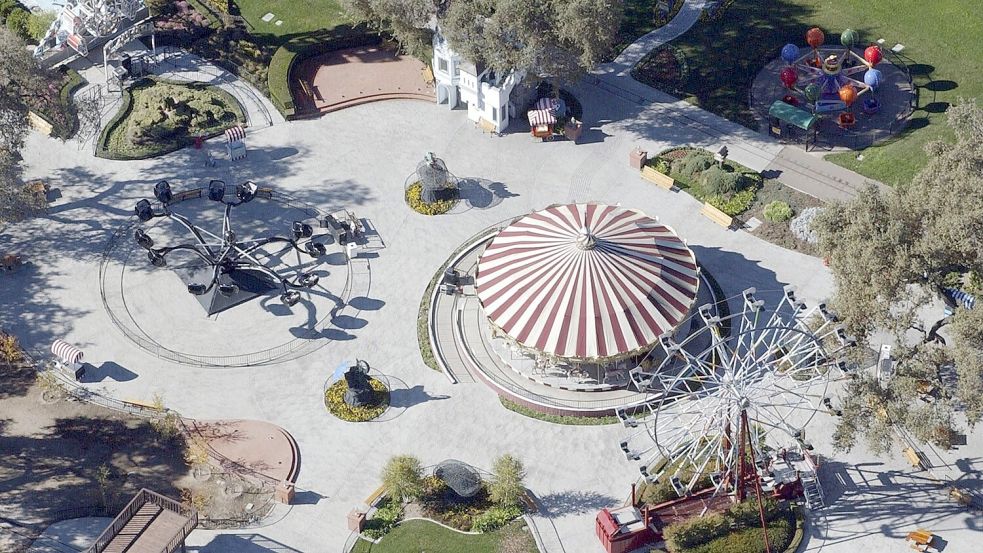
[609,0,707,75]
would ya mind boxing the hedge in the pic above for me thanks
[267,26,379,117]
[185,0,222,29]
[95,85,135,159]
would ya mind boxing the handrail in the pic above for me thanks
[85,489,197,553]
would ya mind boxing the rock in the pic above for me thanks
[790,207,824,244]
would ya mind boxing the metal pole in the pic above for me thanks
[742,409,771,553]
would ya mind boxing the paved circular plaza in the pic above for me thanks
[5,83,978,553]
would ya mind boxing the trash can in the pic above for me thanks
[629,147,647,170]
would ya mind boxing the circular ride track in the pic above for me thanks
[100,186,359,367]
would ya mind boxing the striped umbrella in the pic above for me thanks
[476,204,699,362]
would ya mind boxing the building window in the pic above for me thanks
[492,107,498,122]
[453,65,460,77]
[438,58,448,73]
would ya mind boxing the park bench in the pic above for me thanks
[902,447,926,469]
[700,202,733,228]
[905,528,933,551]
[362,484,387,509]
[123,397,159,411]
[170,189,202,203]
[640,165,675,191]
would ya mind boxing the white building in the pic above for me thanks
[432,32,524,133]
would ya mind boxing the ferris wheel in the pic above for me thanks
[617,287,855,500]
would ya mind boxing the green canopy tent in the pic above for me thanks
[768,100,819,150]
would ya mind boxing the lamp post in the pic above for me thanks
[714,145,729,167]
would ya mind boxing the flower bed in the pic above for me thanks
[645,147,761,216]
[405,182,459,216]
[324,377,389,422]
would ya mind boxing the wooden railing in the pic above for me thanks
[85,489,197,553]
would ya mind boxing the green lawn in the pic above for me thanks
[235,0,350,46]
[636,0,983,186]
[609,0,684,60]
[351,519,536,553]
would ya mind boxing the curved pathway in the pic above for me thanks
[610,0,707,75]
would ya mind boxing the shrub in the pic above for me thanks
[405,182,458,215]
[701,166,743,196]
[0,332,22,364]
[707,187,757,216]
[27,10,55,41]
[674,151,714,179]
[364,496,404,537]
[324,377,389,422]
[664,512,729,551]
[489,454,526,508]
[763,201,794,223]
[651,157,671,174]
[471,504,522,533]
[966,271,983,295]
[6,7,29,40]
[381,455,424,502]
[0,0,21,21]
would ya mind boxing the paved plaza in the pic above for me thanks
[4,93,980,552]
[2,1,981,551]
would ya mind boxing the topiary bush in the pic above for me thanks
[324,377,389,422]
[701,165,743,196]
[763,201,794,223]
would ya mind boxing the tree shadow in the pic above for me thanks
[456,178,517,210]
[538,490,619,515]
[190,533,304,553]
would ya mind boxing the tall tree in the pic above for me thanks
[815,100,983,454]
[341,0,624,82]
[0,27,42,224]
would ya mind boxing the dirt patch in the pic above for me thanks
[0,361,190,552]
[747,180,823,257]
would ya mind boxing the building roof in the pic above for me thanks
[768,100,819,130]
[475,203,699,361]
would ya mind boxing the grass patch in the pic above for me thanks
[609,0,684,60]
[499,397,619,425]
[629,0,982,186]
[352,519,536,553]
[324,377,389,422]
[98,77,244,160]
[234,0,349,48]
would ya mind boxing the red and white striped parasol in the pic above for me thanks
[475,204,699,361]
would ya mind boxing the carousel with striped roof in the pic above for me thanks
[431,202,720,417]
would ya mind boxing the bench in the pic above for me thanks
[700,202,733,228]
[421,65,435,85]
[640,165,675,190]
[520,492,537,513]
[362,484,387,508]
[902,447,924,469]
[478,117,498,134]
[171,189,202,203]
[123,398,160,411]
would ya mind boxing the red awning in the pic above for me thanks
[225,125,245,143]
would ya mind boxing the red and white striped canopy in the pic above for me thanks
[527,109,556,127]
[51,339,83,364]
[476,204,699,361]
[225,125,245,143]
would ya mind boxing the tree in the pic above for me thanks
[814,100,983,454]
[5,6,28,41]
[342,0,624,82]
[488,454,525,507]
[381,454,424,502]
[27,10,55,42]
